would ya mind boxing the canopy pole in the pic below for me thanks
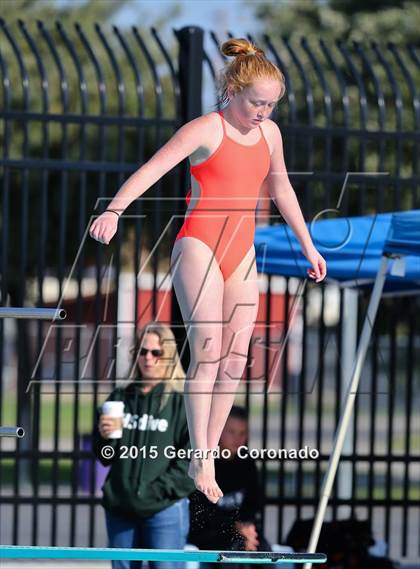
[303,255,390,569]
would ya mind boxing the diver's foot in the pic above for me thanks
[188,453,223,504]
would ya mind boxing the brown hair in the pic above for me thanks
[130,321,185,411]
[216,38,286,107]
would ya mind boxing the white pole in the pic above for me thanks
[337,288,358,517]
[303,255,390,569]
[117,272,136,380]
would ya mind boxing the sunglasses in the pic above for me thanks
[139,347,163,358]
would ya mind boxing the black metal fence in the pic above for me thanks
[0,21,419,562]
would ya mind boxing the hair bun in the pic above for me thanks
[216,37,286,108]
[221,38,265,58]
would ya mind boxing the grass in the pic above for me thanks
[2,392,418,452]
[1,393,103,438]
[0,458,74,485]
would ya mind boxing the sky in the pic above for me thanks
[113,0,266,112]
[114,0,265,36]
[47,0,275,112]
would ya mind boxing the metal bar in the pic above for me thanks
[402,308,414,555]
[372,41,404,211]
[0,109,415,137]
[49,21,71,549]
[385,294,398,549]
[55,20,86,551]
[0,24,12,308]
[39,19,71,549]
[0,109,175,127]
[1,448,417,462]
[0,426,25,438]
[302,38,334,210]
[152,26,180,116]
[368,309,379,529]
[113,25,146,427]
[134,26,163,318]
[390,43,419,209]
[355,41,387,213]
[263,33,296,122]
[22,21,52,548]
[389,43,420,209]
[115,26,144,116]
[0,494,416,507]
[315,287,326,512]
[283,36,314,217]
[75,21,108,548]
[2,156,418,183]
[0,308,66,320]
[319,39,350,212]
[261,274,272,539]
[1,18,31,546]
[96,18,124,398]
[0,546,327,563]
[0,17,12,482]
[337,41,368,213]
[171,25,204,359]
[278,279,289,541]
[296,280,307,526]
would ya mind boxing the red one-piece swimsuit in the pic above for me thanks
[175,109,271,281]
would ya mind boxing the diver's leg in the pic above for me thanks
[207,246,260,450]
[170,237,224,502]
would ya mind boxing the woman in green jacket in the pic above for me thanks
[93,321,195,569]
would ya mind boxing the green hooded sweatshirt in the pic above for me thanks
[92,380,195,519]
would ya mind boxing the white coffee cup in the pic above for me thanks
[102,401,125,439]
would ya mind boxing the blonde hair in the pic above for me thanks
[131,321,185,411]
[216,38,286,107]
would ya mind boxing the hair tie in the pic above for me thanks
[105,209,121,218]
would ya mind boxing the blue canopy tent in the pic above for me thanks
[254,211,420,294]
[254,210,420,563]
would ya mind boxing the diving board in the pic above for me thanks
[0,545,326,564]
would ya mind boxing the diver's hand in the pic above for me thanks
[303,245,327,283]
[89,211,120,245]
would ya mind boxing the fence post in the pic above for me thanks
[171,26,204,365]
